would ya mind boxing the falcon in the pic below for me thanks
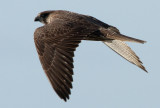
[34,10,147,101]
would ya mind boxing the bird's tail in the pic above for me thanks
[106,34,146,43]
[100,27,146,43]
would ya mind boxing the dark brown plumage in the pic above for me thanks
[34,10,147,101]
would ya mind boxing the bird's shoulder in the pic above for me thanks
[34,20,73,40]
[34,17,100,41]
[34,26,45,40]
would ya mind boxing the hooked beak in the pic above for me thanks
[34,16,40,22]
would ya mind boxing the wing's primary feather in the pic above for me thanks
[103,40,147,72]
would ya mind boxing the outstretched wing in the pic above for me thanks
[34,20,98,101]
[103,40,147,72]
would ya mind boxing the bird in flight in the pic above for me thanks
[34,10,147,101]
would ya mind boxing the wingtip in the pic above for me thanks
[63,98,67,102]
[144,69,148,73]
[139,65,148,73]
[62,95,70,102]
[142,40,147,44]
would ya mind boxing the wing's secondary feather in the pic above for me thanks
[34,19,99,101]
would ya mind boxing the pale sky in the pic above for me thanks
[0,0,160,108]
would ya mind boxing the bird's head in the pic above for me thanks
[34,11,54,24]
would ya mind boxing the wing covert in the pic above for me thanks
[34,20,98,101]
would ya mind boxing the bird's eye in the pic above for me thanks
[41,13,49,18]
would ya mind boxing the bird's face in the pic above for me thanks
[34,11,52,24]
